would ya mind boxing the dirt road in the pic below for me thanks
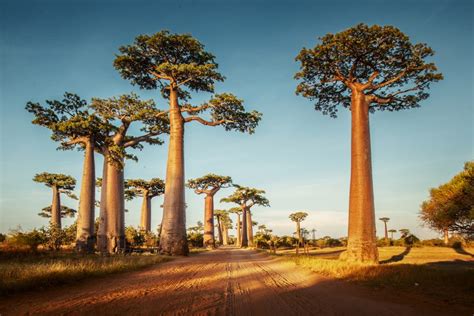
[0,248,464,315]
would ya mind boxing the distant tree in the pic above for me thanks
[379,217,390,240]
[420,161,474,243]
[33,172,76,229]
[296,24,442,263]
[26,93,108,252]
[187,174,232,248]
[399,229,410,238]
[221,185,269,247]
[229,207,243,247]
[214,210,228,245]
[125,178,165,232]
[388,229,397,240]
[38,205,76,219]
[289,212,308,254]
[91,94,169,253]
[114,31,262,256]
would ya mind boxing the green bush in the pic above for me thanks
[187,232,203,248]
[7,229,47,252]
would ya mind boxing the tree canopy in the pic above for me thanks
[289,212,308,223]
[38,205,76,218]
[295,23,443,117]
[220,185,270,208]
[187,174,233,195]
[125,178,166,200]
[33,172,77,198]
[420,161,474,239]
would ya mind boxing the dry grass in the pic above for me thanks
[271,246,474,307]
[0,252,171,296]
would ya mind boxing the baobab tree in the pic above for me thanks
[379,217,390,240]
[91,94,169,253]
[187,174,232,248]
[289,212,308,254]
[114,31,262,255]
[125,178,165,232]
[26,93,108,252]
[229,207,243,247]
[295,23,442,263]
[220,212,233,246]
[221,185,269,247]
[388,229,397,240]
[214,209,227,245]
[38,205,76,219]
[33,173,76,229]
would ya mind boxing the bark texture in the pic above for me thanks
[140,192,152,232]
[246,210,254,247]
[97,157,108,253]
[203,195,215,248]
[51,186,61,229]
[159,88,189,256]
[76,141,96,253]
[106,159,125,253]
[344,91,379,263]
[241,207,248,247]
[236,214,241,247]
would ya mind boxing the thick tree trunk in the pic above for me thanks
[216,217,223,245]
[241,207,248,247]
[97,157,108,253]
[140,192,151,232]
[159,87,188,256]
[344,91,379,263]
[383,222,388,240]
[105,159,125,253]
[222,226,229,245]
[247,210,254,247]
[443,229,449,245]
[236,214,241,247]
[51,185,61,229]
[76,141,96,253]
[203,194,215,248]
[297,221,302,246]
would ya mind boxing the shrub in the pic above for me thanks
[7,229,47,252]
[187,232,203,248]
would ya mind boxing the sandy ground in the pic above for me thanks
[0,247,468,315]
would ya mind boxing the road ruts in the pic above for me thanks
[0,247,466,316]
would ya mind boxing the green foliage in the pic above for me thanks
[187,174,233,193]
[420,161,474,239]
[220,185,270,208]
[295,23,443,117]
[275,235,298,248]
[125,178,165,200]
[254,231,272,249]
[187,221,204,247]
[289,211,308,223]
[114,30,224,95]
[315,236,344,248]
[33,172,76,192]
[7,229,47,252]
[42,224,68,251]
[124,226,159,248]
[38,205,76,218]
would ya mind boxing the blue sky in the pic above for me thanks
[1,0,472,239]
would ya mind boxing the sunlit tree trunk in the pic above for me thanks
[443,229,449,245]
[76,140,96,253]
[106,158,125,253]
[241,207,248,247]
[222,225,229,245]
[160,87,189,256]
[345,91,379,263]
[383,221,388,240]
[140,192,152,232]
[236,213,241,247]
[97,157,108,253]
[51,185,61,228]
[216,216,223,245]
[246,210,254,247]
[203,194,215,248]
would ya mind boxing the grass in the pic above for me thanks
[0,252,171,296]
[270,246,474,307]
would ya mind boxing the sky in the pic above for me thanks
[0,0,472,239]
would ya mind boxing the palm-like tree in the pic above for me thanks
[289,211,308,254]
[388,229,397,240]
[229,207,243,247]
[379,217,390,240]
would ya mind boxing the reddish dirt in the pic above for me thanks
[0,247,466,315]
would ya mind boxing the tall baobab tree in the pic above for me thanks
[26,93,108,252]
[214,209,227,245]
[289,212,308,255]
[125,178,165,232]
[388,229,397,240]
[295,23,442,263]
[379,217,390,240]
[114,31,262,255]
[187,174,232,248]
[220,212,233,246]
[311,228,317,241]
[91,94,169,253]
[33,173,77,229]
[221,185,269,247]
[38,205,76,220]
[229,207,243,247]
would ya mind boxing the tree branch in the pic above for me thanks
[184,116,228,126]
[372,69,407,90]
[123,132,160,148]
[180,104,210,113]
